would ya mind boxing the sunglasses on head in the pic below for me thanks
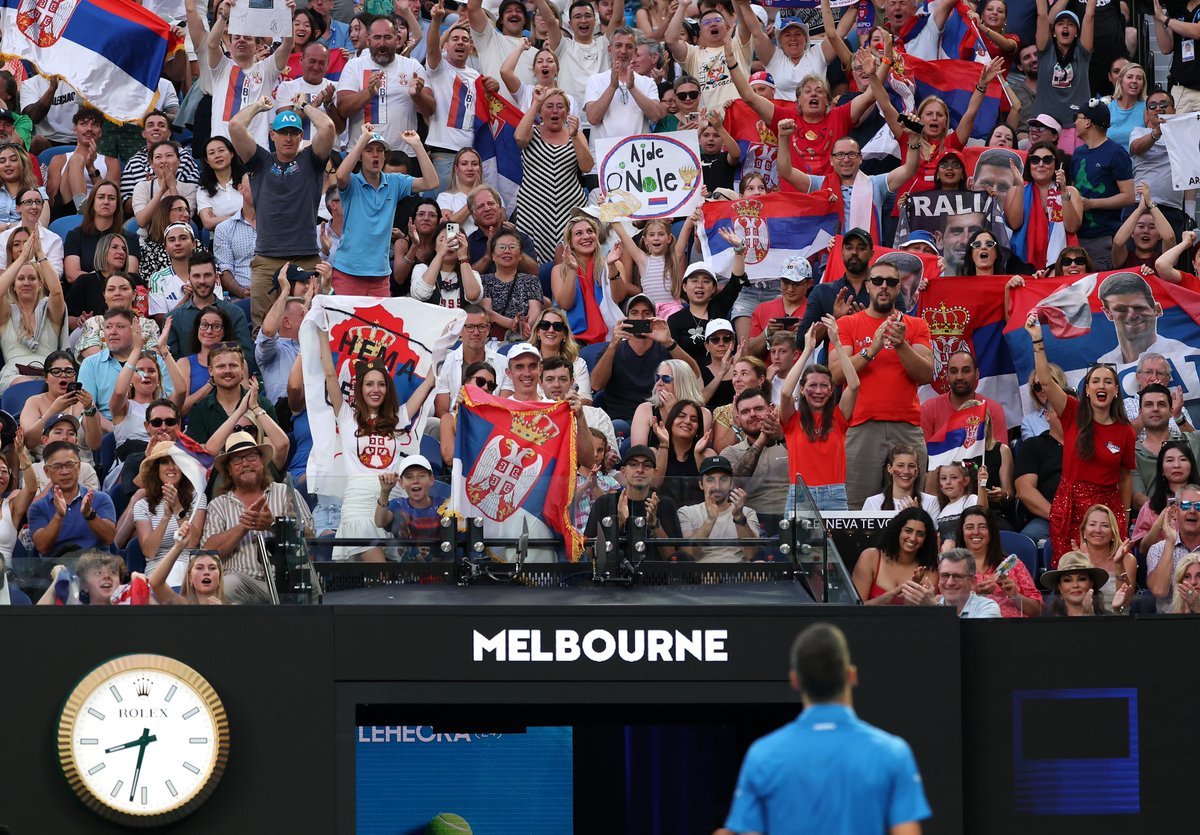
[970,239,998,249]
[537,320,566,332]
[1061,256,1088,267]
[869,276,900,287]
[1029,154,1056,165]
[148,417,179,428]
[471,376,496,391]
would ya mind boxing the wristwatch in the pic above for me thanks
[83,510,97,521]
[859,348,873,362]
[83,406,98,417]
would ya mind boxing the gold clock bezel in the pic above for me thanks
[57,654,230,827]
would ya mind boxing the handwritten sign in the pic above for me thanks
[594,130,703,221]
[228,0,291,38]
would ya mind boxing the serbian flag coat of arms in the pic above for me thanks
[1,0,184,123]
[451,387,583,562]
[700,190,840,284]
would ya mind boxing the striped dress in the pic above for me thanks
[515,129,587,264]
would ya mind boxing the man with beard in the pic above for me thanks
[203,431,314,604]
[831,254,934,509]
[585,445,683,560]
[469,0,537,96]
[798,228,872,342]
[166,252,254,361]
[338,17,433,160]
[1011,42,1040,133]
[679,455,760,562]
[206,0,293,147]
[723,389,790,534]
[664,0,753,110]
[276,43,346,138]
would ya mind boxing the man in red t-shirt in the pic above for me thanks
[831,253,935,509]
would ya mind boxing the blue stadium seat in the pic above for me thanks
[999,530,1040,580]
[234,297,252,322]
[49,214,83,242]
[580,342,608,373]
[124,217,140,236]
[420,433,444,476]
[0,379,45,417]
[124,538,146,573]
[1042,538,1053,574]
[95,432,116,481]
[37,144,75,170]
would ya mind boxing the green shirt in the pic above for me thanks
[186,387,278,446]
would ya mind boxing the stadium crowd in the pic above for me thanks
[0,0,1199,616]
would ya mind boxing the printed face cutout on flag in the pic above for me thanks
[898,190,1007,277]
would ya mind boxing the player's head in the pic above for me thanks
[789,623,856,703]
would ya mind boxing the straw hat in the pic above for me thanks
[1039,551,1109,592]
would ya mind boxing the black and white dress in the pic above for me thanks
[514,129,587,264]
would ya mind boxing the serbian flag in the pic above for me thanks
[918,275,1021,425]
[822,234,941,283]
[926,401,989,470]
[1004,271,1200,416]
[451,386,583,562]
[901,54,1002,141]
[939,0,990,63]
[446,74,478,131]
[1009,183,1076,271]
[0,0,184,123]
[700,190,840,284]
[473,78,524,213]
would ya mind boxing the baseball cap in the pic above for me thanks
[44,412,80,433]
[682,261,717,282]
[1027,114,1062,134]
[843,227,872,247]
[778,16,809,34]
[897,230,941,255]
[749,71,775,90]
[698,455,733,476]
[1071,99,1111,129]
[704,318,734,340]
[621,445,656,466]
[780,255,812,283]
[0,108,15,124]
[1053,9,1081,26]
[507,342,540,361]
[364,131,390,150]
[271,110,304,132]
[399,454,433,474]
[624,293,655,315]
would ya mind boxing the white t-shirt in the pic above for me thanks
[424,59,481,152]
[0,225,64,275]
[681,39,752,111]
[196,179,242,221]
[584,70,659,169]
[20,75,79,142]
[765,42,829,103]
[678,502,761,562]
[555,34,609,122]
[435,190,477,236]
[336,53,426,154]
[862,492,942,519]
[410,263,483,308]
[434,343,510,408]
[155,77,181,115]
[274,77,333,143]
[471,23,534,102]
[147,266,186,317]
[210,56,282,147]
[515,83,580,121]
[336,402,411,476]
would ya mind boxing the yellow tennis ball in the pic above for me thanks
[427,812,473,835]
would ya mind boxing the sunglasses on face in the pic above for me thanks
[1147,101,1171,111]
[471,376,496,391]
[1179,500,1199,511]
[654,373,673,383]
[676,90,700,101]
[1061,256,1088,267]
[148,417,179,428]
[537,320,566,332]
[707,334,733,344]
[869,276,900,287]
[970,239,998,249]
[1029,154,1056,165]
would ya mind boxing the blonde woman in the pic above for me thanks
[508,307,592,402]
[1107,61,1147,149]
[0,232,66,388]
[629,359,712,447]
[1168,554,1200,614]
[436,148,484,236]
[1072,503,1137,601]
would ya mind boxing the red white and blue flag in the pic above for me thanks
[939,0,991,62]
[700,190,840,284]
[473,78,524,213]
[446,75,477,131]
[451,387,583,562]
[0,0,184,123]
[899,54,1003,141]
[926,401,989,469]
[1004,271,1200,417]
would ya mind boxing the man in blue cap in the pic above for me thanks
[228,94,335,327]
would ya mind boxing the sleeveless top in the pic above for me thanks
[868,553,906,605]
[0,497,18,561]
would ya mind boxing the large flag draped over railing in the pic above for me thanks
[700,190,840,283]
[451,386,582,562]
[299,296,464,496]
[0,0,184,123]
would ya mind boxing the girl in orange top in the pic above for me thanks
[780,314,859,511]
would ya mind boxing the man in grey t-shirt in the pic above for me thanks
[228,95,334,327]
[1129,89,1184,240]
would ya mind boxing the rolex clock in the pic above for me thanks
[57,654,230,826]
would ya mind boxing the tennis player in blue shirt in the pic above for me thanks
[723,623,932,835]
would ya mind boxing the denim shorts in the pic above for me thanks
[312,500,342,535]
[730,280,782,321]
[786,482,848,514]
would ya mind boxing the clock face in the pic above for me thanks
[58,655,229,826]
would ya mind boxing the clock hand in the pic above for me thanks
[106,730,160,754]
[127,728,157,803]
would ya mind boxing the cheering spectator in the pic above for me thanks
[433,305,508,416]
[779,316,858,512]
[630,359,710,447]
[679,455,760,562]
[920,350,1008,450]
[667,260,744,367]
[1004,142,1082,273]
[585,444,683,560]
[131,141,198,236]
[45,107,120,215]
[1041,550,1129,615]
[1129,89,1183,242]
[334,127,436,298]
[651,398,708,509]
[229,94,333,328]
[831,254,934,509]
[63,182,136,284]
[956,506,1043,617]
[75,274,160,362]
[206,0,292,146]
[0,188,62,274]
[464,186,537,274]
[1152,0,1200,115]
[410,221,484,308]
[435,149,485,235]
[712,356,768,447]
[148,522,226,605]
[1111,183,1175,269]
[861,444,941,517]
[1070,98,1135,270]
[551,216,629,345]
[465,0,534,87]
[1146,484,1200,611]
[374,456,451,561]
[133,442,206,585]
[1133,440,1200,550]
[661,1,752,110]
[177,305,234,414]
[851,506,938,605]
[1071,503,1137,597]
[191,347,288,470]
[203,432,313,604]
[195,137,244,233]
[723,388,789,533]
[1019,363,1066,440]
[108,332,186,485]
[214,176,257,300]
[79,308,173,421]
[1014,406,1064,542]
[908,547,1001,617]
[165,252,253,360]
[747,1,852,103]
[502,38,581,126]
[1130,381,1198,511]
[798,229,872,343]
[933,462,987,545]
[1168,554,1200,614]
[277,42,346,138]
[29,441,115,559]
[480,226,543,340]
[0,435,35,561]
[0,233,66,388]
[515,87,591,263]
[118,109,200,215]
[146,222,199,322]
[584,28,663,180]
[1107,62,1146,149]
[137,195,197,279]
[423,6,485,191]
[256,270,308,405]
[1034,0,1096,151]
